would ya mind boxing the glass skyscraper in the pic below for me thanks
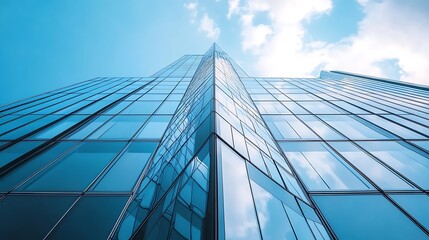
[1,44,429,239]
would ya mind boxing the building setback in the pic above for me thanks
[0,44,429,239]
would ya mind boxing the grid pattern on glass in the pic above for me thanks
[0,54,202,239]
[244,72,429,237]
[1,44,429,239]
[115,45,216,239]
[212,45,330,239]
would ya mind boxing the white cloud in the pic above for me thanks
[184,1,199,23]
[199,13,221,40]
[240,14,273,51]
[230,0,429,85]
[227,0,240,18]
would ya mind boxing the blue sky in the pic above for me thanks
[1,0,428,105]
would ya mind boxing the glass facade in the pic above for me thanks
[0,44,429,239]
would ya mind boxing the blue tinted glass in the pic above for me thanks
[280,142,373,191]
[298,101,343,114]
[0,141,45,168]
[314,195,428,239]
[329,142,415,190]
[93,142,157,191]
[19,142,125,192]
[89,115,148,140]
[219,141,261,239]
[48,196,128,239]
[297,115,345,140]
[0,195,76,239]
[250,180,297,239]
[136,115,172,139]
[359,115,426,139]
[390,194,429,231]
[0,115,63,140]
[31,115,86,139]
[358,141,429,189]
[67,116,110,140]
[263,115,318,140]
[0,142,77,191]
[122,101,162,114]
[156,101,180,114]
[319,115,391,140]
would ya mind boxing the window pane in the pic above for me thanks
[67,116,110,140]
[263,115,318,140]
[0,195,76,239]
[136,115,172,140]
[156,101,180,114]
[219,141,260,239]
[390,194,429,231]
[298,101,343,114]
[329,142,415,190]
[93,142,158,191]
[250,180,297,240]
[319,115,391,140]
[358,141,429,189]
[0,142,77,191]
[122,101,162,114]
[31,115,86,139]
[0,141,44,168]
[359,115,426,139]
[280,142,373,191]
[18,142,126,192]
[297,115,344,140]
[89,115,148,140]
[49,196,128,239]
[313,195,428,239]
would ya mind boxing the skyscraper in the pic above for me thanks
[0,44,429,239]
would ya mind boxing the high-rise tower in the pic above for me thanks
[0,45,429,239]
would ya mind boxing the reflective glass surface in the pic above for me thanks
[1,45,429,239]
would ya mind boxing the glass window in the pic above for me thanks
[48,196,128,239]
[313,195,428,239]
[0,195,76,239]
[103,101,132,115]
[297,115,345,140]
[0,142,77,192]
[287,94,317,101]
[250,180,297,239]
[282,101,309,114]
[18,142,126,192]
[330,100,369,114]
[263,115,318,140]
[139,94,168,101]
[390,194,429,231]
[329,142,415,190]
[357,141,429,189]
[30,115,86,139]
[0,115,63,140]
[156,101,180,114]
[280,142,373,191]
[0,141,45,168]
[319,115,392,140]
[122,101,162,114]
[412,141,429,151]
[89,115,148,140]
[255,102,291,114]
[0,115,40,135]
[67,116,111,140]
[77,100,114,114]
[218,140,260,239]
[359,115,426,139]
[298,101,343,114]
[93,142,157,191]
[136,115,172,140]
[384,115,429,136]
